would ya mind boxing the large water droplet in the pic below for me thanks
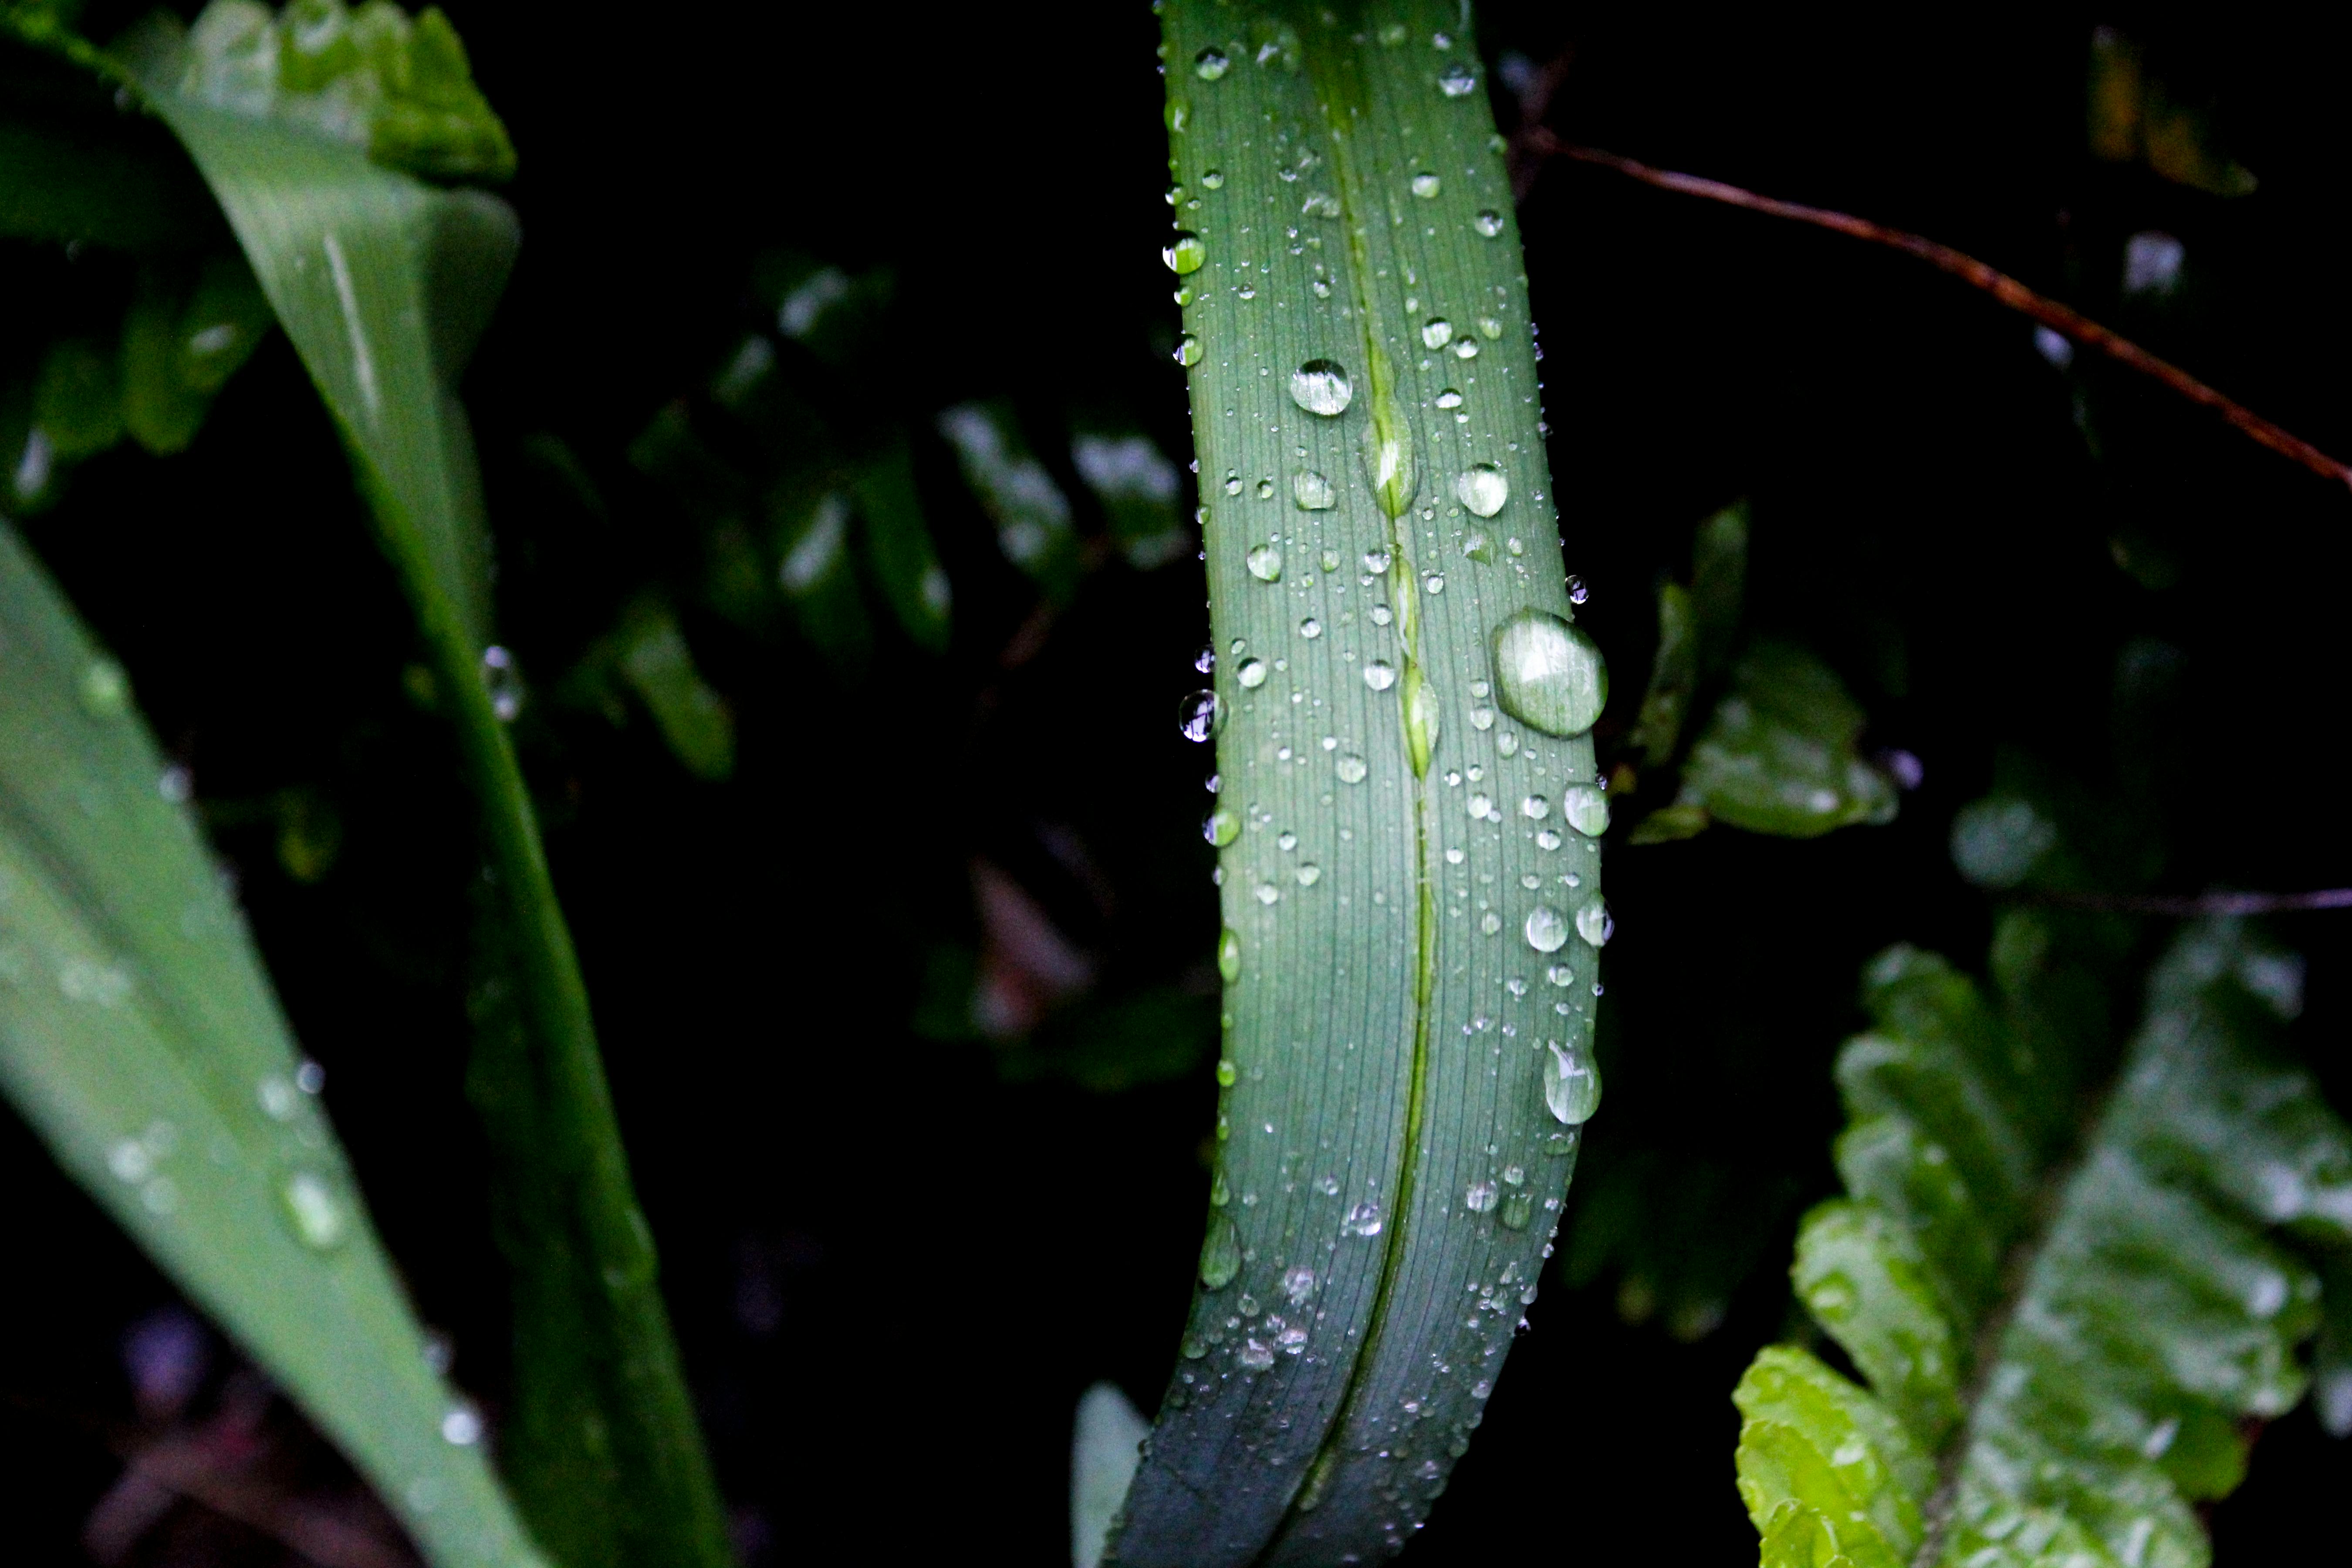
[1521,794,1549,820]
[1499,1191,1535,1230]
[1284,1264,1317,1303]
[1473,210,1504,238]
[1246,543,1284,581]
[1465,1179,1498,1213]
[1545,1041,1602,1125]
[1290,359,1354,416]
[480,645,523,722]
[1421,318,1453,349]
[1335,754,1369,784]
[1363,660,1397,692]
[1563,783,1611,836]
[1438,61,1477,96]
[1175,334,1203,367]
[281,1170,348,1250]
[1178,689,1225,742]
[1164,232,1207,274]
[441,1405,483,1446]
[1218,926,1241,981]
[1456,464,1508,517]
[1296,863,1321,886]
[1238,1338,1277,1370]
[1201,169,1225,189]
[1294,470,1336,510]
[1576,898,1613,947]
[80,659,131,718]
[1411,172,1442,199]
[1204,806,1240,846]
[1524,905,1568,953]
[1491,610,1609,738]
[1300,616,1323,639]
[1194,45,1230,79]
[1200,1214,1242,1288]
[1237,657,1268,689]
[1344,1201,1384,1237]
[1434,388,1463,410]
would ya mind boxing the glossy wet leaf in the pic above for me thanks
[1108,5,1600,1562]
[1735,920,2351,1567]
[0,524,548,1568]
[1641,641,1896,842]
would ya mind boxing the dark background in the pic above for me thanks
[5,3,2351,1562]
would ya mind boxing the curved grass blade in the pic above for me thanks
[1735,920,2351,1568]
[43,9,736,1562]
[0,524,547,1568]
[1110,6,1605,1562]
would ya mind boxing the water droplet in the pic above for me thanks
[1473,210,1505,238]
[281,1170,348,1250]
[1467,792,1492,819]
[1223,472,1243,497]
[1318,548,1341,572]
[1563,783,1611,836]
[1201,1214,1243,1287]
[1284,1264,1317,1303]
[1256,476,1275,500]
[1202,169,1225,188]
[1204,806,1240,846]
[1462,531,1492,563]
[1218,926,1242,981]
[1238,1338,1277,1370]
[1423,573,1445,595]
[442,1405,483,1446]
[1496,731,1520,757]
[1335,754,1369,784]
[1499,1191,1535,1230]
[1410,172,1443,200]
[1289,359,1354,416]
[1237,657,1269,689]
[1179,689,1225,742]
[1576,898,1613,947]
[1216,1057,1237,1087]
[1296,863,1321,886]
[1465,1179,1499,1213]
[1545,1041,1602,1125]
[1344,1201,1384,1237]
[1195,645,1216,673]
[1524,906,1568,953]
[1503,1164,1526,1186]
[1521,794,1549,820]
[1359,660,1399,693]
[258,1074,300,1121]
[1363,547,1393,574]
[295,1060,326,1095]
[1547,1129,1581,1157]
[1469,706,1494,731]
[1175,334,1203,367]
[1546,962,1575,987]
[80,659,131,718]
[1567,574,1589,605]
[479,646,523,722]
[1194,46,1230,79]
[1294,470,1336,510]
[1421,318,1454,349]
[1164,232,1207,274]
[1477,316,1504,340]
[1370,604,1392,625]
[1455,464,1508,517]
[1247,544,1284,581]
[1434,388,1463,411]
[1491,610,1608,738]
[1453,339,1480,362]
[1438,61,1477,96]
[1300,617,1323,639]
[1183,1333,1210,1359]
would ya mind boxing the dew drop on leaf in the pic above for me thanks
[1456,464,1508,517]
[1164,232,1207,274]
[1194,46,1230,80]
[1491,609,1608,738]
[1175,334,1203,366]
[1237,657,1268,689]
[1473,210,1504,237]
[1545,1042,1602,1125]
[1204,806,1240,846]
[1524,905,1569,953]
[1363,660,1398,692]
[1246,543,1284,581]
[1294,470,1336,510]
[1422,318,1453,349]
[1200,1213,1242,1288]
[1217,926,1242,981]
[80,658,130,718]
[1200,169,1225,189]
[1563,783,1611,836]
[1178,689,1224,741]
[1465,1180,1499,1213]
[280,1170,348,1250]
[1576,898,1613,947]
[1335,754,1369,784]
[1289,359,1353,416]
[1499,1191,1535,1230]
[1438,61,1477,96]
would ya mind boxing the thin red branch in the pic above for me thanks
[1523,130,2352,493]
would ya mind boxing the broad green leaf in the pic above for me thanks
[1108,6,1604,1562]
[1664,641,1897,840]
[75,9,735,1562]
[0,523,547,1568]
[1735,920,2352,1568]
[939,399,1081,599]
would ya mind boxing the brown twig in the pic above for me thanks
[1523,130,2352,493]
[2029,887,2352,916]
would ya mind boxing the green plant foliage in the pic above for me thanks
[564,597,737,782]
[1734,919,2349,1568]
[1072,426,1190,570]
[2087,27,2255,197]
[0,523,548,1568]
[1660,640,1899,840]
[1108,4,1604,1561]
[939,400,1082,600]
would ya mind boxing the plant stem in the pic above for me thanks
[1524,131,2352,493]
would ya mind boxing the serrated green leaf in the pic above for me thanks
[0,523,548,1568]
[1737,920,2352,1567]
[1108,6,1602,1563]
[1675,640,1896,838]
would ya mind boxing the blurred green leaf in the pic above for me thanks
[853,439,952,652]
[1663,641,1896,840]
[1626,578,1695,767]
[0,523,548,1568]
[771,487,874,672]
[1736,921,2349,1565]
[615,598,734,781]
[1071,428,1189,570]
[34,335,122,459]
[939,400,1081,601]
[121,253,275,452]
[1690,498,1747,679]
[2088,27,2256,197]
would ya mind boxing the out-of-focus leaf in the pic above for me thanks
[1001,987,1218,1094]
[771,488,873,673]
[761,253,893,366]
[120,253,275,453]
[2315,1251,2352,1438]
[2087,27,2255,197]
[1563,1149,1797,1340]
[1736,921,2351,1565]
[122,0,516,184]
[0,523,549,1568]
[1072,429,1189,569]
[853,440,951,652]
[939,400,1080,601]
[0,26,229,248]
[1,378,67,513]
[1690,498,1747,679]
[34,336,123,460]
[1669,641,1896,839]
[1073,1383,1150,1568]
[1626,578,1695,767]
[615,599,733,782]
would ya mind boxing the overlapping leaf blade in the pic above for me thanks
[1736,920,2351,1568]
[0,524,547,1568]
[1109,4,1605,1562]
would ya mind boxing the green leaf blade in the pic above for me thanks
[0,525,547,1568]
